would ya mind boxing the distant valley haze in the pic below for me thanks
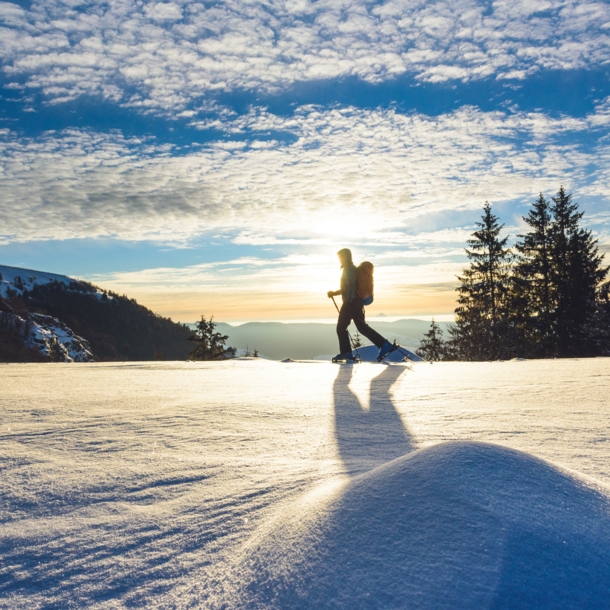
[205,319,450,361]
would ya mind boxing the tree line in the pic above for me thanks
[417,187,610,361]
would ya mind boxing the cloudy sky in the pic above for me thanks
[1,0,610,322]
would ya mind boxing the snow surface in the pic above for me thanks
[1,359,610,608]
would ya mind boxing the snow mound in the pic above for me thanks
[227,442,610,608]
[352,343,423,362]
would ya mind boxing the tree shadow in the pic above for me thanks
[333,365,415,476]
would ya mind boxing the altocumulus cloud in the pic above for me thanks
[0,0,609,111]
[1,102,610,245]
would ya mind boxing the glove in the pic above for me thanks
[327,291,335,298]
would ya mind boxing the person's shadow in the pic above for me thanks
[333,365,415,476]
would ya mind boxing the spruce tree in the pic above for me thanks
[188,316,236,360]
[416,320,445,361]
[513,193,554,356]
[549,187,608,356]
[451,203,512,360]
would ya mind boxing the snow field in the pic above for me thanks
[1,359,609,608]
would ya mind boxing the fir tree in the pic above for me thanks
[352,332,363,349]
[188,315,236,361]
[549,187,608,356]
[451,203,512,360]
[416,320,445,361]
[513,193,554,356]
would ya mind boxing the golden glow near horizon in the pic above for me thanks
[90,247,461,323]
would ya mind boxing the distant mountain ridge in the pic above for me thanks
[210,319,452,361]
[0,264,192,362]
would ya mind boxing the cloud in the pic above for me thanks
[2,101,610,246]
[0,0,609,111]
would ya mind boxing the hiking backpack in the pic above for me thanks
[356,261,374,306]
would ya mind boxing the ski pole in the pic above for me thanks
[331,296,361,361]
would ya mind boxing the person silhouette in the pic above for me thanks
[327,248,393,362]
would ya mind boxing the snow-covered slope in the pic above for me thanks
[0,265,99,361]
[1,359,609,607]
[230,441,610,608]
[0,264,73,299]
[0,264,108,300]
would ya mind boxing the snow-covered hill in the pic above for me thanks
[0,264,193,362]
[0,264,107,301]
[0,264,95,362]
[1,359,609,607]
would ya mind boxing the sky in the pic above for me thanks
[1,0,610,323]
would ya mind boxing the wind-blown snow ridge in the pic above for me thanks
[223,442,610,609]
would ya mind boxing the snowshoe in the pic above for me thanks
[377,340,399,362]
[332,353,358,364]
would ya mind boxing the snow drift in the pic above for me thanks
[226,442,610,609]
[350,343,423,363]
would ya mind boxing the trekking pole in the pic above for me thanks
[331,296,361,361]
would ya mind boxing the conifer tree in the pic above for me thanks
[513,193,554,356]
[451,203,512,360]
[416,320,445,361]
[188,315,236,360]
[549,187,608,355]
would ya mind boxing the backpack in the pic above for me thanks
[356,261,374,306]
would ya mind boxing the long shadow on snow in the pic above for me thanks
[333,364,414,475]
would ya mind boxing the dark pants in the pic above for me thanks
[337,298,386,355]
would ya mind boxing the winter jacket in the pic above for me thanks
[340,263,357,303]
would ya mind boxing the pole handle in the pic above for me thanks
[331,295,340,313]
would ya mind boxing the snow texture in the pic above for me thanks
[1,359,609,608]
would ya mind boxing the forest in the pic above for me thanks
[0,280,192,362]
[418,187,610,361]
